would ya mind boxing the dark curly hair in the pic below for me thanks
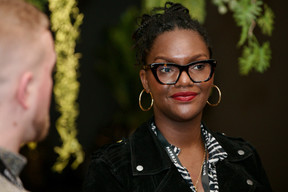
[132,2,212,66]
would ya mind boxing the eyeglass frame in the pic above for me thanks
[143,59,217,85]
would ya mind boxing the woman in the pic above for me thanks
[83,2,272,192]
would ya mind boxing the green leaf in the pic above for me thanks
[257,4,274,36]
[25,0,48,11]
[255,41,271,73]
[238,24,249,47]
[239,39,271,75]
[233,0,263,46]
[239,44,256,75]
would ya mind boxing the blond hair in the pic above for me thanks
[0,0,50,81]
[0,0,49,35]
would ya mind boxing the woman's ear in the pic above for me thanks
[139,69,150,92]
[17,72,33,109]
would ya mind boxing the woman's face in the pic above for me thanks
[140,29,213,122]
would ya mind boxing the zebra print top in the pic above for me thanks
[151,122,228,192]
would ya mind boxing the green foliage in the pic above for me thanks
[144,0,206,23]
[257,4,274,36]
[49,0,84,173]
[25,0,48,11]
[232,0,262,46]
[95,7,152,132]
[239,39,271,75]
[106,7,140,110]
[212,0,274,75]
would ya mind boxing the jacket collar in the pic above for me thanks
[129,118,254,175]
[209,130,254,162]
[129,118,172,176]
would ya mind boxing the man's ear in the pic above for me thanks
[139,69,150,92]
[17,72,33,109]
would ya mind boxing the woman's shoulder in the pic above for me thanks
[84,140,133,191]
[211,131,259,159]
[88,120,153,170]
[210,131,272,191]
[90,139,130,163]
[213,131,250,145]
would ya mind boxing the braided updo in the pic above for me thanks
[132,2,212,66]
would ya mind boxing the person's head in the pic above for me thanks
[134,2,216,122]
[0,0,56,151]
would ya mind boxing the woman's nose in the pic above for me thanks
[175,70,194,87]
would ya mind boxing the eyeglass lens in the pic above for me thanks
[155,62,212,84]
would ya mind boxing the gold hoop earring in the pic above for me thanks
[207,85,221,107]
[139,89,154,111]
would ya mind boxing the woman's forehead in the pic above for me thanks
[148,29,209,63]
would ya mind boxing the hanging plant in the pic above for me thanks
[211,0,274,74]
[48,0,84,173]
[26,0,84,173]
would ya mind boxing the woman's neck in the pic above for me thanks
[154,113,203,149]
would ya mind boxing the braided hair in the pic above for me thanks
[132,2,212,66]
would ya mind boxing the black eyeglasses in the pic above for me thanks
[143,59,216,85]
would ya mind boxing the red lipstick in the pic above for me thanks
[171,92,198,101]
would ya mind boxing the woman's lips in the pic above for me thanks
[171,92,198,101]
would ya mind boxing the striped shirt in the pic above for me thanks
[151,122,228,192]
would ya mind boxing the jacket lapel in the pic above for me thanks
[129,120,191,191]
[130,120,171,176]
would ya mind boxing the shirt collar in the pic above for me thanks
[0,147,27,177]
[201,124,228,164]
[151,121,228,164]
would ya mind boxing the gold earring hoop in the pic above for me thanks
[139,89,154,111]
[207,84,221,107]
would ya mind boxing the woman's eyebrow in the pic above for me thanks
[152,53,209,63]
[152,56,175,63]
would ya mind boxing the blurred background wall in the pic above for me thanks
[20,0,287,191]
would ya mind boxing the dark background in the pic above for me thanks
[20,0,287,191]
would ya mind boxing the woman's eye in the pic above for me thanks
[159,66,173,73]
[192,64,206,70]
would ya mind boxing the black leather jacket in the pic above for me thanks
[83,119,272,192]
